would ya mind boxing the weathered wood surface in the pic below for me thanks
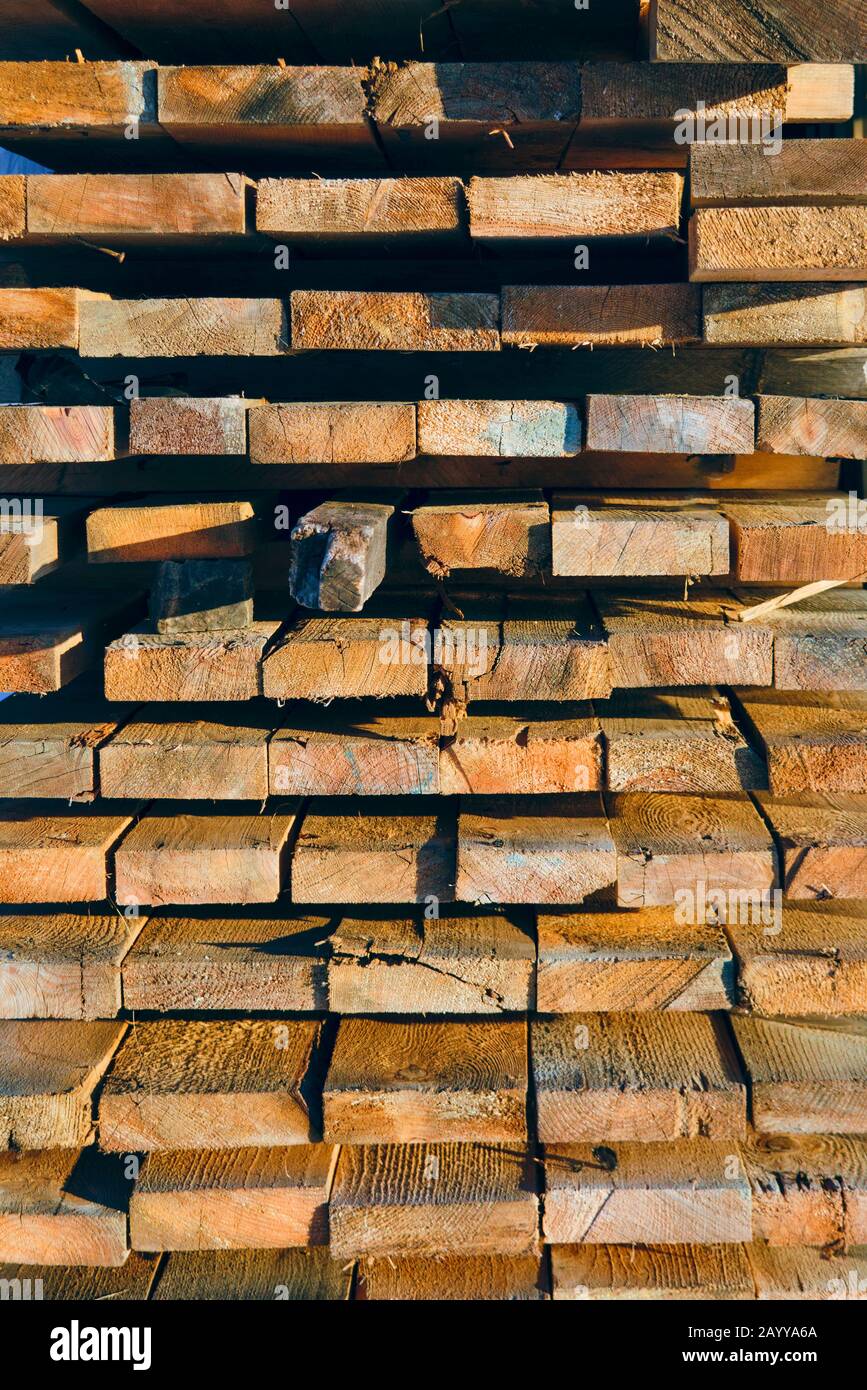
[0,287,84,350]
[292,799,455,904]
[741,1133,867,1246]
[690,140,867,208]
[417,400,580,457]
[501,284,701,347]
[440,708,603,796]
[0,803,135,903]
[154,1247,350,1301]
[26,173,246,238]
[598,688,764,793]
[551,1243,754,1300]
[130,1145,336,1252]
[466,173,683,239]
[87,499,257,563]
[650,0,867,63]
[0,1149,129,1267]
[732,690,867,794]
[149,559,254,633]
[703,283,867,346]
[122,913,329,1013]
[585,395,756,455]
[0,1255,158,1300]
[263,603,431,702]
[0,1020,125,1149]
[257,177,464,239]
[552,493,729,578]
[724,493,867,583]
[360,1254,544,1301]
[691,207,867,282]
[104,623,279,702]
[99,708,272,800]
[755,396,867,457]
[0,688,127,801]
[0,405,114,464]
[131,397,248,456]
[290,291,500,351]
[290,498,396,611]
[411,492,551,580]
[733,1017,867,1135]
[0,912,144,1020]
[250,402,415,465]
[754,591,867,693]
[99,1018,320,1151]
[756,791,867,898]
[270,710,441,797]
[728,901,867,1016]
[79,297,287,356]
[596,593,773,690]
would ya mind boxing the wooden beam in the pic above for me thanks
[327,912,534,1015]
[749,1245,867,1299]
[418,400,580,457]
[290,498,396,611]
[703,283,867,346]
[361,1254,544,1301]
[756,791,867,898]
[728,900,867,1016]
[731,689,867,794]
[99,1018,320,1151]
[543,1141,752,1245]
[440,708,603,796]
[650,0,867,62]
[262,604,432,702]
[329,1142,539,1259]
[690,139,867,208]
[87,499,257,563]
[323,1018,527,1144]
[753,590,867,693]
[0,60,151,139]
[270,709,441,797]
[79,297,287,356]
[0,688,127,801]
[149,558,254,633]
[607,790,776,908]
[585,395,755,455]
[153,1247,350,1301]
[0,910,143,1020]
[122,912,330,1013]
[292,799,455,905]
[0,1149,128,1267]
[466,173,683,240]
[26,173,247,239]
[597,688,764,792]
[690,206,867,282]
[99,708,272,800]
[0,1255,158,1300]
[0,498,88,587]
[456,793,615,906]
[257,177,465,241]
[114,805,300,906]
[596,592,773,689]
[551,1243,754,1300]
[0,405,114,464]
[249,402,415,465]
[741,1133,867,1246]
[411,491,551,580]
[104,623,280,702]
[756,396,867,458]
[733,1017,867,1135]
[723,493,867,582]
[0,1020,125,1149]
[0,173,24,238]
[0,287,83,350]
[533,1012,746,1143]
[130,1145,336,1251]
[501,284,701,347]
[0,804,135,903]
[291,290,500,351]
[536,907,734,1012]
[130,397,248,456]
[552,493,729,578]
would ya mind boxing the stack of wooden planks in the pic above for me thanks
[0,0,865,1305]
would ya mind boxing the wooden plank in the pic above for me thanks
[585,395,755,455]
[154,1247,350,1301]
[257,177,464,241]
[756,396,867,458]
[149,558,254,633]
[690,140,867,208]
[0,909,141,1020]
[439,708,603,796]
[114,805,300,906]
[0,1254,158,1300]
[329,1142,539,1259]
[733,1017,867,1134]
[270,709,440,797]
[607,791,776,908]
[552,493,729,577]
[79,297,287,356]
[732,690,867,794]
[650,0,867,62]
[756,590,867,692]
[741,1133,867,1246]
[249,402,415,465]
[533,1013,746,1143]
[728,901,867,1016]
[369,62,581,171]
[756,791,867,898]
[598,688,764,793]
[360,1254,544,1301]
[502,284,701,347]
[544,1141,752,1245]
[99,1018,320,1152]
[104,623,279,702]
[703,283,867,346]
[130,397,248,456]
[596,592,773,689]
[0,1021,125,1149]
[749,1245,867,1300]
[456,794,615,906]
[122,912,329,1013]
[0,498,88,586]
[0,803,135,903]
[537,907,734,1013]
[466,173,683,240]
[0,688,127,801]
[130,1145,335,1251]
[290,498,396,612]
[551,1244,754,1300]
[292,799,455,905]
[724,493,867,582]
[0,405,114,464]
[418,400,580,457]
[411,491,550,580]
[158,65,378,158]
[690,207,867,283]
[327,911,534,1015]
[0,287,82,350]
[0,175,25,239]
[26,173,246,239]
[291,290,499,351]
[0,60,151,137]
[323,1018,527,1144]
[439,593,611,706]
[0,1149,128,1267]
[99,708,272,800]
[262,602,431,702]
[87,499,257,563]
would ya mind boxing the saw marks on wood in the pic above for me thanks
[440,707,603,796]
[98,1018,320,1152]
[0,1148,129,1267]
[154,1247,350,1300]
[0,912,144,1020]
[329,1142,539,1260]
[732,690,867,795]
[104,623,280,703]
[270,709,440,797]
[595,592,773,690]
[551,1242,755,1300]
[130,1145,337,1252]
[756,792,867,899]
[741,1133,867,1247]
[99,708,274,801]
[754,591,867,694]
[0,1020,125,1149]
[597,689,764,793]
[359,1253,544,1301]
[292,799,456,904]
[532,1012,746,1143]
[0,689,128,801]
[0,802,136,903]
[733,1016,867,1135]
[728,901,867,1017]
